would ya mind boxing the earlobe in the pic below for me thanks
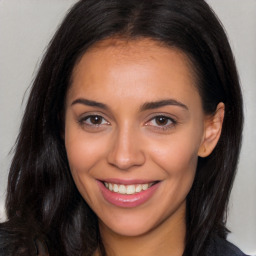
[198,102,225,158]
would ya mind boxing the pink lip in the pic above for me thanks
[101,178,156,185]
[97,180,160,208]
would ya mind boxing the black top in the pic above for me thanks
[0,229,249,256]
[206,235,248,256]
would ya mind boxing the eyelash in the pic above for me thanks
[78,115,110,127]
[78,114,177,131]
[145,115,177,131]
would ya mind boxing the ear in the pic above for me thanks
[198,102,225,158]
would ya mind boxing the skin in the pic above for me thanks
[64,38,224,256]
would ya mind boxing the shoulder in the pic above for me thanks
[206,235,249,256]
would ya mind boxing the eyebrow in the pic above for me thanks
[71,98,109,110]
[71,98,188,111]
[140,99,188,111]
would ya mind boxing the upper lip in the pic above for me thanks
[99,178,159,185]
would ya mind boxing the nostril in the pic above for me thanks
[106,131,146,169]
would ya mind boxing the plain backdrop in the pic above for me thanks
[0,0,255,254]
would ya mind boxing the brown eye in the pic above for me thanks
[89,116,103,125]
[155,116,169,126]
[80,115,109,126]
[145,115,176,131]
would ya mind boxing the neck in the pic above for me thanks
[97,202,186,256]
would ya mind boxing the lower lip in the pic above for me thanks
[97,181,160,208]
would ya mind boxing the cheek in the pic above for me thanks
[65,126,105,173]
[148,134,200,211]
[64,128,107,206]
[64,122,108,198]
[149,134,200,177]
[146,122,204,202]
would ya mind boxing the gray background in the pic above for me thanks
[0,0,255,254]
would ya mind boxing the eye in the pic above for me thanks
[79,115,109,126]
[146,115,176,130]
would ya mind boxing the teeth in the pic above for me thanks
[142,184,149,190]
[135,185,142,193]
[127,185,135,195]
[113,184,119,192]
[118,185,126,194]
[103,182,154,195]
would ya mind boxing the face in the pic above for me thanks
[65,39,206,237]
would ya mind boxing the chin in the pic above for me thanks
[106,221,153,237]
[99,209,163,237]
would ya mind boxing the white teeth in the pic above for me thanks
[118,185,126,194]
[103,182,154,195]
[113,184,119,192]
[135,185,142,193]
[126,185,135,195]
[142,184,149,190]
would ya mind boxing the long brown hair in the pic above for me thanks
[1,1,243,255]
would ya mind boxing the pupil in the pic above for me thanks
[91,116,102,124]
[156,117,168,126]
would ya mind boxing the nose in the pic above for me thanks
[107,126,146,170]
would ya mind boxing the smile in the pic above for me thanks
[98,180,160,208]
[103,182,154,195]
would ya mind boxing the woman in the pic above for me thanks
[0,0,248,255]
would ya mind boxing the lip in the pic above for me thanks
[97,180,160,208]
[101,178,156,185]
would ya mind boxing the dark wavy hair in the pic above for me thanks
[0,0,243,255]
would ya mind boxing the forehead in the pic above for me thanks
[68,38,200,106]
[72,37,196,80]
[85,38,174,62]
